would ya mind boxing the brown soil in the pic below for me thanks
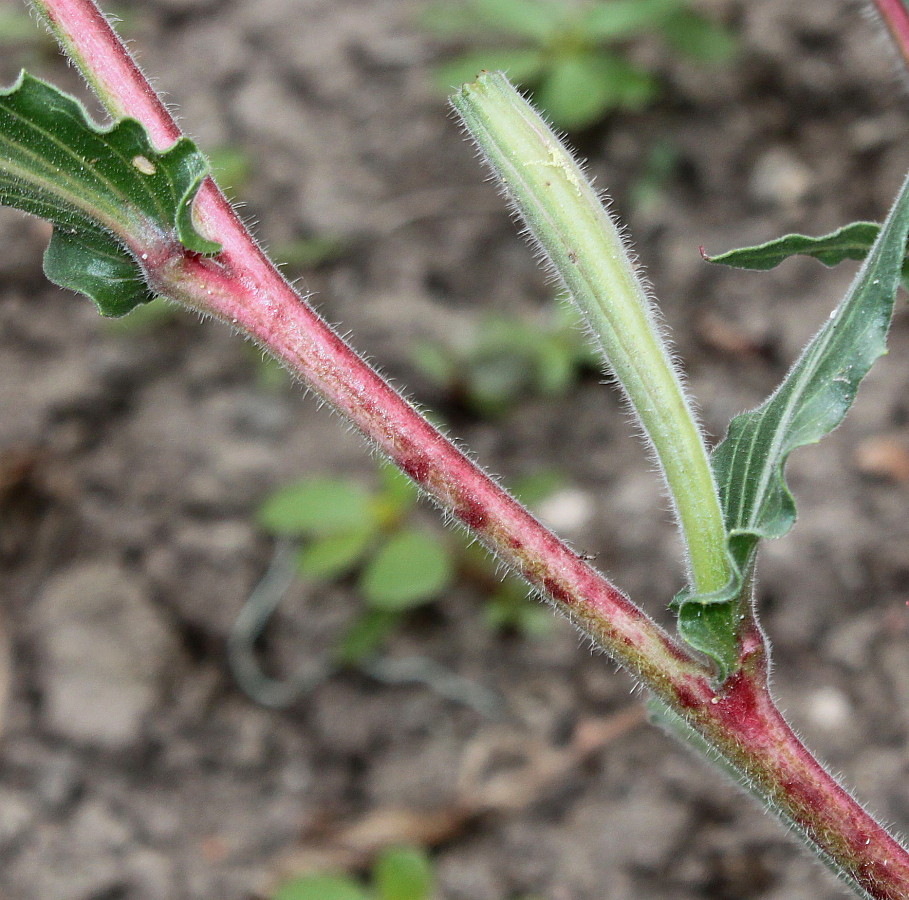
[1,1,907,898]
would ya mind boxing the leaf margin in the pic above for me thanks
[0,69,218,316]
[676,172,909,678]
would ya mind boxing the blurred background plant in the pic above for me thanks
[249,461,563,677]
[425,0,735,130]
[412,299,602,418]
[271,845,433,900]
[0,4,136,65]
[269,843,545,900]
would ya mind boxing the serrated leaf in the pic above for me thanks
[677,173,909,677]
[373,846,434,900]
[0,71,218,316]
[258,477,374,537]
[359,530,454,611]
[272,874,370,900]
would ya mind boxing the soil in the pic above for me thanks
[1,1,908,898]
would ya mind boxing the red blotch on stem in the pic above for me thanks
[711,671,765,743]
[455,497,489,531]
[399,454,430,485]
[543,577,575,606]
[673,684,702,711]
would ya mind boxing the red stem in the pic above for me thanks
[686,642,909,900]
[25,1,909,896]
[872,0,909,70]
[31,0,706,688]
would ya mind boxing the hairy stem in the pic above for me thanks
[451,73,730,597]
[27,0,707,691]
[22,1,909,895]
[664,640,909,900]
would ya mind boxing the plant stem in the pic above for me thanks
[664,637,909,900]
[23,1,909,895]
[872,0,909,71]
[451,73,730,597]
[26,0,707,691]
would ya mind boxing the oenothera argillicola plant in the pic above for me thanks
[3,0,909,896]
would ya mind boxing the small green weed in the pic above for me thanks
[0,5,136,53]
[272,846,433,900]
[272,234,347,271]
[0,9,48,46]
[257,462,560,663]
[102,297,186,334]
[412,300,601,417]
[426,0,734,130]
[206,145,253,195]
[628,138,680,213]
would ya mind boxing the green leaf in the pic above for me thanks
[704,221,885,272]
[375,462,421,520]
[484,583,553,637]
[334,609,401,665]
[534,337,574,395]
[258,477,374,537]
[272,234,347,270]
[580,0,679,40]
[272,874,370,900]
[468,0,566,41]
[411,340,457,387]
[359,529,454,611]
[43,226,151,318]
[510,468,564,508]
[535,52,658,129]
[0,9,50,46]
[297,527,375,580]
[0,71,218,316]
[433,49,545,91]
[660,10,736,62]
[677,173,909,677]
[373,846,434,900]
[206,145,251,193]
